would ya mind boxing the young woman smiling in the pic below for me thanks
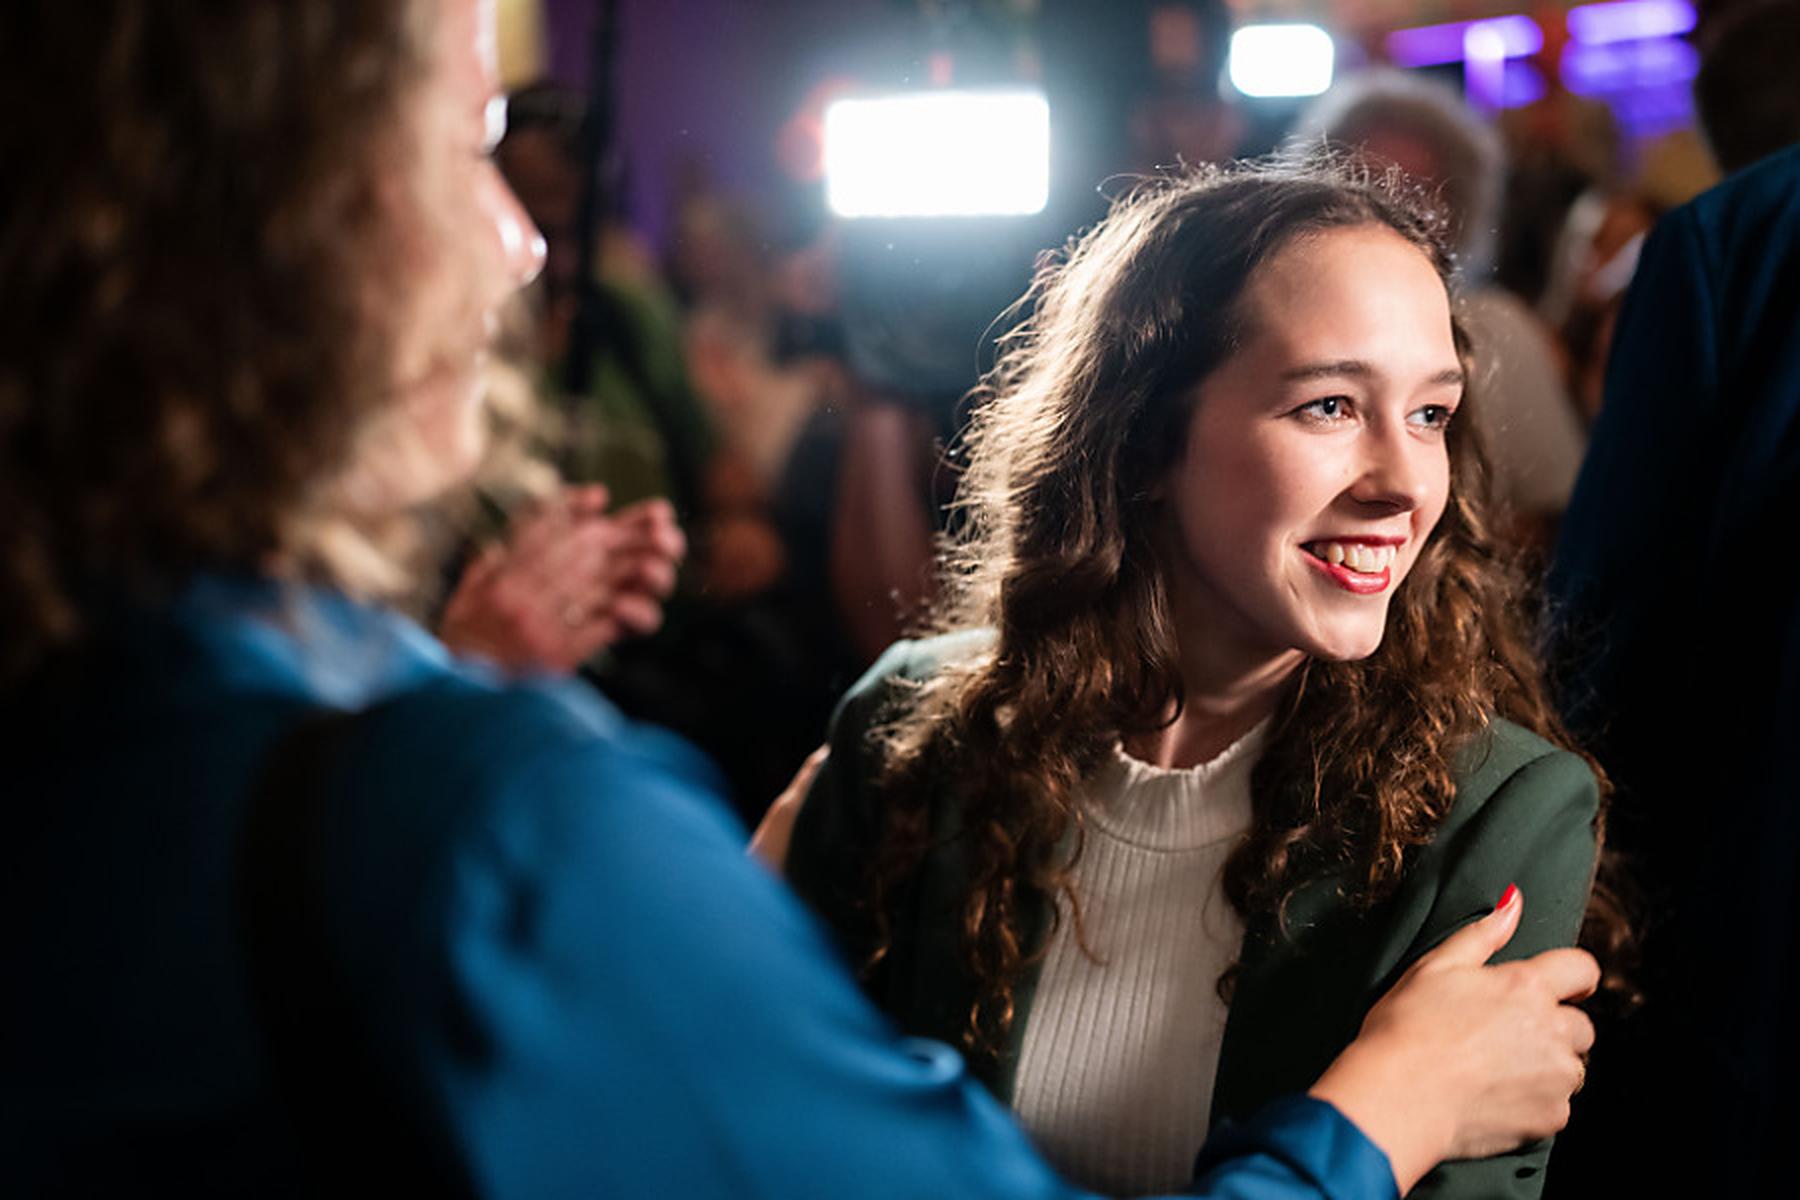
[780,162,1615,1199]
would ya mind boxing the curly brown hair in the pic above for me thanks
[864,159,1627,1051]
[0,0,437,683]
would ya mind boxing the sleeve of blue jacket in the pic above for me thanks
[370,685,1397,1200]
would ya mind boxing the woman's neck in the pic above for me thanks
[1124,647,1303,770]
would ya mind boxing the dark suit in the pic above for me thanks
[789,635,1600,1200]
[1547,143,1800,1196]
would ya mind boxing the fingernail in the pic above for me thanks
[1494,883,1519,912]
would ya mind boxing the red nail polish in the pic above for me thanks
[1494,883,1519,912]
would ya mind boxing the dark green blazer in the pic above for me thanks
[787,635,1600,1200]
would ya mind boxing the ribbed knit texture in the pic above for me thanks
[1011,721,1266,1196]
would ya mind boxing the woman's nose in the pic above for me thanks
[488,171,547,291]
[1349,426,1429,513]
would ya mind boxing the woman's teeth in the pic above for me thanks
[1309,542,1396,573]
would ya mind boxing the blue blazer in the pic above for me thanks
[3,577,1398,1199]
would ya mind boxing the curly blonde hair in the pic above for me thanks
[0,0,439,682]
[863,160,1626,1050]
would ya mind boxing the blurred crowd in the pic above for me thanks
[463,2,1741,821]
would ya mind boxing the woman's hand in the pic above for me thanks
[1309,886,1598,1194]
[440,485,685,672]
[748,745,829,872]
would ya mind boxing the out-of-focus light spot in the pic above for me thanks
[1567,0,1697,46]
[823,90,1050,219]
[1611,83,1694,136]
[1463,23,1509,111]
[1228,25,1336,98]
[494,0,544,89]
[1504,61,1549,108]
[1561,36,1699,95]
[1386,15,1542,67]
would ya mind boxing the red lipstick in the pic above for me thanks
[1311,559,1390,594]
[1302,547,1393,595]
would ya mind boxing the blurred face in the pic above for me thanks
[1162,225,1461,680]
[372,0,544,505]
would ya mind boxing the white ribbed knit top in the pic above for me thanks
[1010,720,1267,1196]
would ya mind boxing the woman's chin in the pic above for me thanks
[387,373,489,505]
[1306,624,1388,664]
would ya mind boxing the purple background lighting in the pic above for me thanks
[1462,24,1509,111]
[1561,36,1699,95]
[541,0,890,249]
[1502,61,1548,108]
[1386,15,1542,67]
[1566,0,1697,46]
[1609,84,1695,137]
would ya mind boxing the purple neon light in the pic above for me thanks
[1503,62,1549,109]
[1567,0,1696,46]
[1611,85,1694,137]
[1387,15,1542,67]
[1470,59,1548,112]
[1463,24,1508,111]
[1561,36,1698,95]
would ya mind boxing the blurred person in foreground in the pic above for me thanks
[0,1,1597,1196]
[1545,4,1800,1194]
[1297,72,1586,552]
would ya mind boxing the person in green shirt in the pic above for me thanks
[773,160,1623,1200]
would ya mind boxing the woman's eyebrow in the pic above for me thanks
[1280,360,1466,388]
[1281,359,1374,382]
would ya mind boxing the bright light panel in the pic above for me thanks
[823,90,1050,219]
[1229,25,1335,98]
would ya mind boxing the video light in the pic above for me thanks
[1228,24,1336,98]
[823,90,1050,219]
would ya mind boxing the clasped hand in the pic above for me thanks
[440,484,686,672]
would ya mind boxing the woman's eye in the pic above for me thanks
[1296,396,1352,423]
[1410,404,1456,430]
